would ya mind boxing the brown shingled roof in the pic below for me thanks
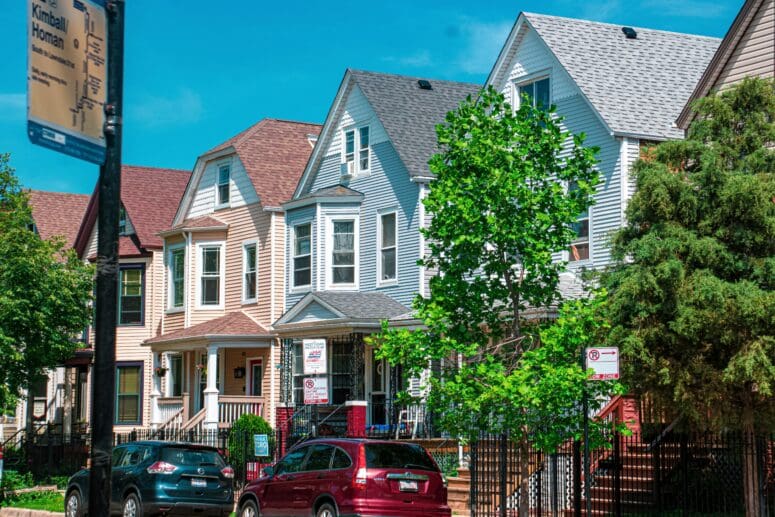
[144,311,270,345]
[76,165,191,257]
[204,118,321,208]
[27,190,90,248]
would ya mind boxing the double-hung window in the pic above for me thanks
[330,218,356,287]
[342,126,370,176]
[217,165,230,206]
[118,265,144,325]
[199,244,223,307]
[116,362,142,424]
[517,77,550,110]
[243,242,257,303]
[292,224,311,289]
[378,212,397,283]
[168,247,185,310]
[168,355,183,397]
[569,181,590,262]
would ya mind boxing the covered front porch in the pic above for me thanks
[144,312,278,432]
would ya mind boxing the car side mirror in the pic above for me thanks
[263,465,275,478]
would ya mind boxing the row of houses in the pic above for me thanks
[14,1,774,440]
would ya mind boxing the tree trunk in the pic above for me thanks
[519,434,530,517]
[741,401,761,517]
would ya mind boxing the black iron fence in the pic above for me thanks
[470,430,775,516]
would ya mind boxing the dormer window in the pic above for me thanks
[568,181,590,262]
[118,206,128,235]
[217,165,230,206]
[342,126,370,177]
[517,77,550,110]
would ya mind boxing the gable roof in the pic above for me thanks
[295,70,480,196]
[275,291,410,327]
[144,311,270,346]
[489,13,720,140]
[676,0,774,129]
[75,165,190,257]
[27,190,90,248]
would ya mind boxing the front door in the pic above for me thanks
[369,349,387,425]
[248,358,263,396]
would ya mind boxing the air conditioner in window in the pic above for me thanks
[342,160,355,180]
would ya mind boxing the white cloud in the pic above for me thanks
[580,0,621,21]
[455,19,513,75]
[384,50,434,68]
[129,88,203,128]
[0,93,26,122]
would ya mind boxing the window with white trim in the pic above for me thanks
[243,242,257,302]
[342,126,370,176]
[330,219,356,286]
[569,181,590,262]
[168,247,185,310]
[199,244,223,307]
[118,206,128,236]
[118,265,144,326]
[517,77,550,110]
[217,165,230,206]
[292,223,311,289]
[378,212,397,283]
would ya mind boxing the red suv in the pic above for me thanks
[236,438,451,517]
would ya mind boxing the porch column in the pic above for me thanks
[203,344,220,431]
[150,352,162,430]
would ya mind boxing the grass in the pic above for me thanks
[1,490,64,512]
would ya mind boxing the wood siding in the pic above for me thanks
[189,155,259,219]
[715,0,775,89]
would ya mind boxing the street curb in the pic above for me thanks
[0,509,63,517]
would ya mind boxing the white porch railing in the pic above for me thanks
[218,396,264,428]
[158,397,184,424]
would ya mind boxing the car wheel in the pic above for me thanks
[122,493,143,517]
[316,502,337,517]
[65,490,83,517]
[239,499,260,517]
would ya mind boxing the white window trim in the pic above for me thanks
[196,241,225,310]
[165,353,183,397]
[341,125,371,178]
[166,243,186,313]
[242,239,258,305]
[215,162,231,209]
[377,209,398,287]
[512,71,552,110]
[326,214,360,290]
[564,181,593,266]
[290,221,313,294]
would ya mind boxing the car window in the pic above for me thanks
[331,447,352,469]
[304,445,334,471]
[112,446,126,466]
[276,446,309,474]
[161,447,225,467]
[365,443,437,472]
[118,446,143,467]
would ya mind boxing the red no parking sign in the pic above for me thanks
[585,347,619,380]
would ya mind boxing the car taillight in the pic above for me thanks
[352,444,367,490]
[441,473,448,488]
[221,466,235,479]
[147,461,177,475]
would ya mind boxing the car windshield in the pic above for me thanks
[365,443,437,472]
[161,447,225,467]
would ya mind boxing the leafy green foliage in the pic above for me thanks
[228,413,274,469]
[603,78,775,431]
[0,154,94,409]
[370,87,621,451]
[0,490,63,511]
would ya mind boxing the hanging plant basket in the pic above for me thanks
[154,366,169,377]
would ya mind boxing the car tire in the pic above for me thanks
[239,499,260,517]
[122,492,143,517]
[316,502,337,517]
[65,489,83,517]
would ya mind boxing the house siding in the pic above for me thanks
[323,85,390,165]
[188,155,259,220]
[285,205,317,310]
[715,0,775,89]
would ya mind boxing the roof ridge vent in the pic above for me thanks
[417,79,433,90]
[622,27,637,39]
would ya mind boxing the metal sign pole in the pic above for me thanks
[88,1,124,515]
[581,348,591,517]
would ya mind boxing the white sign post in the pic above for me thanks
[585,347,620,380]
[303,377,329,405]
[303,339,327,375]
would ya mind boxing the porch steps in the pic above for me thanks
[448,466,470,516]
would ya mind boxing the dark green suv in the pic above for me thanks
[64,441,234,516]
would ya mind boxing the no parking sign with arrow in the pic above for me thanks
[585,347,619,380]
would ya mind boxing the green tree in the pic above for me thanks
[0,154,93,418]
[228,413,274,482]
[370,87,620,516]
[603,78,775,516]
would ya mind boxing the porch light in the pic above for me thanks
[234,367,246,379]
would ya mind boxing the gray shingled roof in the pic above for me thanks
[350,70,480,178]
[522,13,720,140]
[291,184,364,204]
[309,291,410,320]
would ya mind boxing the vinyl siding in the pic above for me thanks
[715,0,775,89]
[285,205,317,310]
[325,85,389,161]
[188,155,259,219]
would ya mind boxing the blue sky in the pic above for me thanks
[2,0,742,194]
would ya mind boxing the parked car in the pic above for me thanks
[237,438,450,517]
[64,440,234,516]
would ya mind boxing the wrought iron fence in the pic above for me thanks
[470,430,775,516]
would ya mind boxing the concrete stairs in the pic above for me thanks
[447,466,471,516]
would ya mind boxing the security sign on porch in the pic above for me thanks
[303,377,329,405]
[303,339,327,375]
[585,347,620,380]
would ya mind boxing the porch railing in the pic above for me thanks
[157,396,184,430]
[218,396,264,428]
